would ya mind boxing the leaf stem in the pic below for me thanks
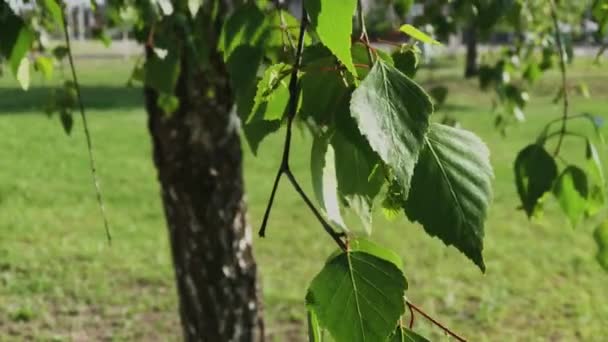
[407,301,466,342]
[549,0,569,157]
[61,3,111,244]
[257,7,346,251]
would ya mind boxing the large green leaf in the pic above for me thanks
[553,166,589,227]
[514,144,558,217]
[594,221,608,271]
[350,61,433,197]
[311,136,347,230]
[332,116,384,234]
[0,3,35,77]
[389,326,430,342]
[306,248,407,342]
[299,69,350,126]
[305,0,357,76]
[403,123,493,271]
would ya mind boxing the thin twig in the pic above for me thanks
[61,4,111,244]
[285,171,346,250]
[407,301,415,328]
[357,0,374,66]
[279,10,297,53]
[257,8,346,250]
[550,0,569,157]
[407,301,466,342]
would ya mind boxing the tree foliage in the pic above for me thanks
[2,0,608,340]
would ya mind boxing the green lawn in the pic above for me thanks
[1,57,607,341]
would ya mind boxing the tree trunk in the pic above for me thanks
[143,25,263,342]
[464,25,478,78]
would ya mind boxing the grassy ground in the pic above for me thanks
[1,56,607,341]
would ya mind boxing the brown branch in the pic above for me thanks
[257,7,346,251]
[60,3,111,244]
[407,302,415,329]
[407,301,466,342]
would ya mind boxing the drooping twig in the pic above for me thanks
[407,301,466,342]
[61,4,111,244]
[407,301,415,329]
[257,7,346,251]
[549,0,570,157]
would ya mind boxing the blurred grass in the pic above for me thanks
[0,55,607,341]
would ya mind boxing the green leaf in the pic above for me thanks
[586,141,605,215]
[553,166,589,227]
[594,221,608,271]
[242,120,281,155]
[348,239,404,272]
[59,110,73,135]
[514,144,558,217]
[157,93,180,114]
[220,3,267,61]
[0,3,35,75]
[399,25,441,45]
[403,123,493,271]
[249,63,290,123]
[428,86,448,108]
[9,28,35,78]
[392,47,419,78]
[389,326,430,342]
[311,136,347,230]
[34,56,54,80]
[350,60,433,197]
[351,42,393,79]
[305,0,357,76]
[39,0,64,30]
[300,69,350,125]
[16,57,30,91]
[308,310,323,342]
[306,249,407,342]
[332,118,384,234]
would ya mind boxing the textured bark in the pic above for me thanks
[464,25,479,78]
[143,19,263,342]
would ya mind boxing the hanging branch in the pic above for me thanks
[549,0,570,157]
[407,301,467,342]
[258,7,346,251]
[61,4,111,244]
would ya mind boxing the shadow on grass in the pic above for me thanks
[0,85,144,114]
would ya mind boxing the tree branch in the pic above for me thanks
[257,7,346,250]
[550,0,570,157]
[61,3,111,244]
[407,301,466,342]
